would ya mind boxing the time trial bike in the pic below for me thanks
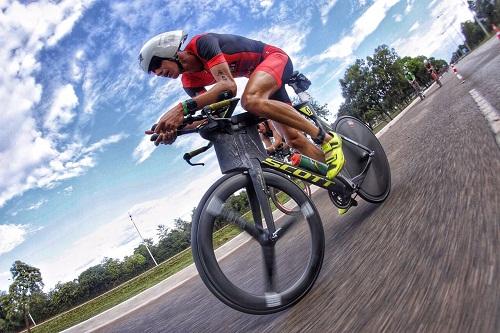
[151,72,391,314]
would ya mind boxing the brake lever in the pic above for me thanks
[183,143,213,167]
[183,155,205,167]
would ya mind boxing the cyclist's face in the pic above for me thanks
[153,59,180,79]
[257,123,265,133]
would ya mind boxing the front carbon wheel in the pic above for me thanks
[191,171,325,314]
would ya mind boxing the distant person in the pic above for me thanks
[492,24,500,41]
[450,64,465,84]
[257,120,289,154]
[423,59,442,87]
[403,66,425,99]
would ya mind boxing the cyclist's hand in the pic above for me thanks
[145,107,184,146]
[266,146,276,155]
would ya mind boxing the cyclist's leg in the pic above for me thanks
[267,85,324,161]
[241,52,344,179]
[272,121,324,162]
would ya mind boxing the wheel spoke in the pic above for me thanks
[205,196,262,241]
[272,215,300,239]
[262,244,276,292]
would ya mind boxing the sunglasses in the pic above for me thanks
[148,57,164,73]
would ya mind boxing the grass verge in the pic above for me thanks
[31,224,242,333]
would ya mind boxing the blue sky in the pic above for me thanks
[0,0,473,291]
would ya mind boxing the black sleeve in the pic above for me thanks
[196,34,222,61]
[184,87,206,97]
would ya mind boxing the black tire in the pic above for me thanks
[269,178,312,216]
[334,116,391,203]
[191,171,324,314]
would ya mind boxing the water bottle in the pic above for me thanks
[290,153,327,176]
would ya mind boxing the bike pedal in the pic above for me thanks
[350,198,358,207]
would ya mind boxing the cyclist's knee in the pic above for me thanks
[241,93,266,115]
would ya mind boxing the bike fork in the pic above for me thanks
[246,161,277,236]
[246,161,278,292]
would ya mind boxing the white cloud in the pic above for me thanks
[82,134,128,154]
[405,0,415,14]
[63,186,74,195]
[0,224,43,255]
[0,0,127,208]
[427,0,438,9]
[394,14,403,22]
[250,23,311,68]
[0,133,126,207]
[409,21,420,32]
[391,1,473,58]
[319,0,339,25]
[313,0,401,62]
[27,199,48,211]
[260,0,274,12]
[44,84,79,132]
[71,49,85,81]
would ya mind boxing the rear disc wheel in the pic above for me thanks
[334,116,391,203]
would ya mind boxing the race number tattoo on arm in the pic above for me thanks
[216,70,228,81]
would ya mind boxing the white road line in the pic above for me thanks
[469,89,500,148]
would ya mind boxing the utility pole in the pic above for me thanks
[438,12,473,53]
[128,212,159,266]
[461,0,490,37]
[28,312,36,326]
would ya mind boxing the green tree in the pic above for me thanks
[155,218,192,261]
[27,291,50,324]
[8,261,44,333]
[133,238,158,268]
[157,224,169,240]
[468,0,499,27]
[0,291,14,333]
[366,45,405,121]
[101,257,123,288]
[47,280,81,314]
[462,20,486,47]
[78,264,108,299]
[122,254,147,279]
[309,99,331,119]
[338,58,371,121]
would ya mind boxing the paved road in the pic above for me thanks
[95,38,500,333]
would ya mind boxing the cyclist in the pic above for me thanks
[403,66,425,99]
[423,59,442,87]
[257,120,288,155]
[140,31,345,181]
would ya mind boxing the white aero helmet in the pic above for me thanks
[138,30,188,73]
[423,59,429,65]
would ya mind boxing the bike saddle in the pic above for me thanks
[287,71,311,92]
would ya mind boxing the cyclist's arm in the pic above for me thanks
[259,132,273,151]
[181,35,237,113]
[268,121,284,152]
[176,62,236,116]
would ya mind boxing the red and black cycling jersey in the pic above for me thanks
[181,33,288,97]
